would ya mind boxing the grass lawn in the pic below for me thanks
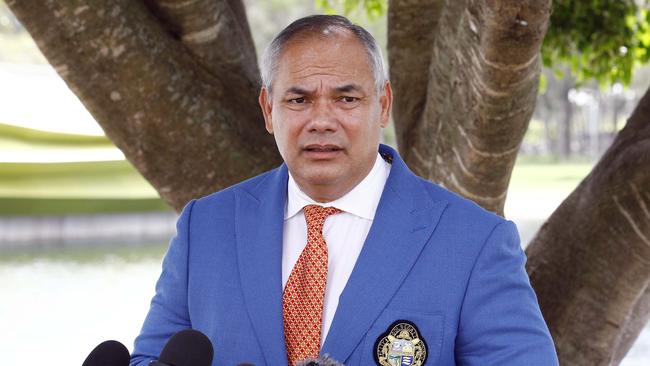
[505,158,594,245]
[0,161,168,215]
[0,160,159,198]
[0,124,168,215]
[509,160,594,193]
[0,197,168,215]
[0,160,169,215]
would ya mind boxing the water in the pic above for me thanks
[1,242,648,365]
[0,245,164,365]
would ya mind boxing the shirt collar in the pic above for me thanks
[285,153,391,221]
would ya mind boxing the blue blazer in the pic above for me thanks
[130,145,558,366]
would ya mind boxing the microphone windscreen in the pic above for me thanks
[296,355,344,366]
[158,329,213,366]
[82,340,130,366]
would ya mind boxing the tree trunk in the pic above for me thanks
[389,0,552,215]
[612,284,650,365]
[526,85,650,365]
[387,0,444,153]
[5,0,281,211]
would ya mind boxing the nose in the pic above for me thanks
[306,99,338,133]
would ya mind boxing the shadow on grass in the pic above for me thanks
[0,197,169,215]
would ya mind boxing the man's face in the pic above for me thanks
[259,32,392,202]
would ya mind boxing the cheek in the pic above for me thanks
[270,114,302,153]
[346,111,381,142]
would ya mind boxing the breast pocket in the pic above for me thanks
[359,309,444,366]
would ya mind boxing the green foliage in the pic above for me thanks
[316,0,385,20]
[316,0,650,86]
[543,0,650,86]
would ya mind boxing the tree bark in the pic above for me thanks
[526,84,650,365]
[612,284,650,365]
[387,0,445,153]
[389,0,552,215]
[142,0,259,95]
[6,0,281,211]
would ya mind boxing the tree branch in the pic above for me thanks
[393,0,551,214]
[387,0,445,152]
[526,84,650,365]
[143,0,260,94]
[6,0,280,211]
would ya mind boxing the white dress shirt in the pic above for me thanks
[282,153,391,346]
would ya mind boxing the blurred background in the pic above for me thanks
[0,0,649,365]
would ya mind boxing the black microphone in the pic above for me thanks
[297,355,344,366]
[82,340,130,366]
[148,329,213,366]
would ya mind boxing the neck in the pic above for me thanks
[296,182,355,203]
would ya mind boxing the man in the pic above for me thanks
[130,15,558,366]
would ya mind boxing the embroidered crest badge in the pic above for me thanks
[374,320,427,366]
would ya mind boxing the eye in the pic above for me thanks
[341,96,358,103]
[288,97,306,104]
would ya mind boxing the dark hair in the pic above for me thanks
[260,15,387,91]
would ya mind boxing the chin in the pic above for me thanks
[296,167,344,186]
[303,173,341,187]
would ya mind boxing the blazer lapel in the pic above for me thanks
[235,165,289,366]
[321,146,448,363]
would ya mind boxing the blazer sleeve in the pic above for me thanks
[130,200,196,366]
[455,220,559,365]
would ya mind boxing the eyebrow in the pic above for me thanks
[334,84,363,93]
[282,84,364,96]
[284,86,312,96]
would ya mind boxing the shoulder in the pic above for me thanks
[185,167,282,218]
[413,176,509,244]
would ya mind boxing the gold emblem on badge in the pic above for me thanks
[374,320,427,366]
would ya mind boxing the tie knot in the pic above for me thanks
[303,205,341,229]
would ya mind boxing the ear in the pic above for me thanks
[259,87,274,134]
[378,81,393,128]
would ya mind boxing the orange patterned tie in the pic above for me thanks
[283,204,341,366]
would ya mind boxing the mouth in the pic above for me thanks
[304,144,342,152]
[303,144,343,159]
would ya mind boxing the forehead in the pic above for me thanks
[273,33,374,88]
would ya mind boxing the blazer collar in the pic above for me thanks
[235,165,289,366]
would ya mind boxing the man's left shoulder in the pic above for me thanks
[415,176,504,227]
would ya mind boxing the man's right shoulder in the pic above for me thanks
[189,166,281,214]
